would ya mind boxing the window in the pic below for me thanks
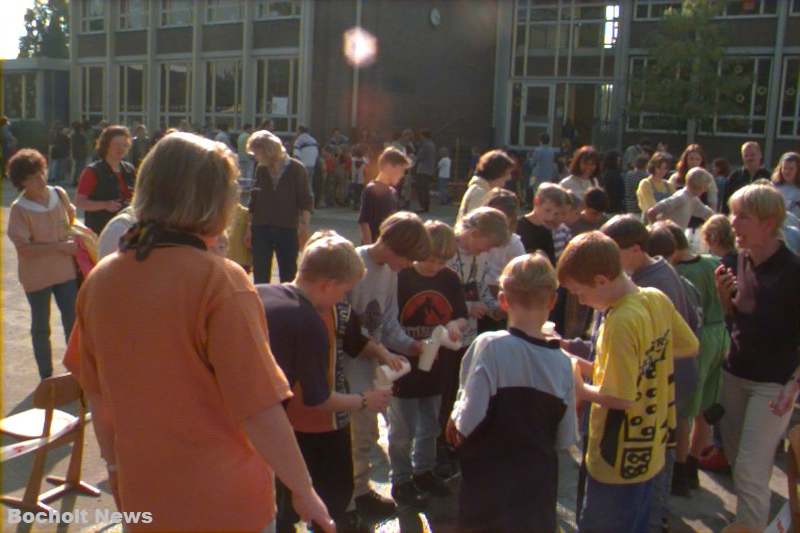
[634,0,775,19]
[2,73,37,120]
[120,0,149,30]
[80,0,105,33]
[160,63,192,126]
[793,0,800,15]
[206,0,242,23]
[81,65,105,125]
[256,0,301,20]
[206,60,242,128]
[778,57,800,138]
[119,64,147,126]
[161,0,192,27]
[255,57,299,134]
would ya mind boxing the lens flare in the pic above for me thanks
[343,27,377,67]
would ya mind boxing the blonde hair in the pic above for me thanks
[741,141,761,154]
[701,214,735,251]
[457,206,510,247]
[557,231,622,286]
[729,183,786,232]
[299,230,365,283]
[500,252,558,310]
[685,167,713,193]
[134,132,239,236]
[247,130,287,172]
[535,183,568,207]
[424,220,457,261]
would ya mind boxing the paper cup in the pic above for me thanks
[418,339,438,372]
[541,321,556,336]
[434,325,462,350]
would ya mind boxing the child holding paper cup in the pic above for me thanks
[389,220,468,506]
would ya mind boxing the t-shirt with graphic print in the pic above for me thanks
[395,266,469,398]
[587,287,698,485]
[447,245,491,346]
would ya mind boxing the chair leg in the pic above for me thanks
[41,478,101,502]
[0,495,56,515]
[43,426,100,499]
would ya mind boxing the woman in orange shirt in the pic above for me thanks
[64,132,333,532]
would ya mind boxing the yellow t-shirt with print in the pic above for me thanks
[587,287,698,485]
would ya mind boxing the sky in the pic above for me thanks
[0,0,35,60]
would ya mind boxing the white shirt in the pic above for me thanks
[437,157,452,179]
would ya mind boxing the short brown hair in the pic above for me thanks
[500,252,558,310]
[772,152,800,187]
[458,206,511,247]
[645,222,677,258]
[656,220,689,251]
[96,125,132,159]
[647,151,671,175]
[134,132,239,236]
[425,220,457,261]
[377,211,431,261]
[600,214,650,250]
[475,149,515,182]
[299,230,365,283]
[568,145,601,177]
[484,187,520,231]
[557,231,622,286]
[7,148,47,190]
[535,183,568,207]
[701,214,735,251]
[378,147,411,168]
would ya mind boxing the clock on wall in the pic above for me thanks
[430,8,441,28]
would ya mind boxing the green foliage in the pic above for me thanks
[628,0,752,134]
[18,0,69,59]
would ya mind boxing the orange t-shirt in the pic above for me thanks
[63,246,291,532]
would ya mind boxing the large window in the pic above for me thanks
[207,0,242,23]
[160,63,192,126]
[512,1,619,78]
[256,57,299,134]
[634,0,776,19]
[626,56,772,136]
[779,57,800,138]
[206,60,242,128]
[119,64,147,126]
[2,73,36,120]
[256,0,301,19]
[80,0,105,33]
[160,0,192,27]
[81,65,105,125]
[120,0,149,30]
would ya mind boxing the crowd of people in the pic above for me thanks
[3,118,800,533]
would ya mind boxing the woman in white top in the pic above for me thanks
[6,149,78,379]
[559,145,601,200]
[771,152,800,219]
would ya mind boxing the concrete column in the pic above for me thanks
[36,70,46,123]
[612,0,633,150]
[191,6,203,127]
[147,0,158,129]
[242,0,255,127]
[764,1,789,166]
[106,0,117,122]
[69,0,80,123]
[493,0,514,146]
[300,0,315,128]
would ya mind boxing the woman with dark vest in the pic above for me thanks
[76,125,135,235]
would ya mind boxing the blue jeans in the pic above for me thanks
[649,447,675,531]
[388,395,440,484]
[48,158,68,183]
[251,225,299,284]
[438,178,450,204]
[579,471,657,533]
[25,279,78,379]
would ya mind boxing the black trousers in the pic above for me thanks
[414,173,433,211]
[251,224,299,284]
[276,427,354,533]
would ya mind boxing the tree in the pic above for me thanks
[18,0,69,59]
[628,0,752,143]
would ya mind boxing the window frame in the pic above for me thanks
[2,73,37,121]
[160,0,193,28]
[255,0,302,21]
[205,59,243,129]
[80,0,106,33]
[159,62,193,127]
[81,64,106,126]
[119,0,150,31]
[633,0,777,20]
[255,56,300,135]
[206,0,243,24]
[118,63,147,127]
[778,56,800,139]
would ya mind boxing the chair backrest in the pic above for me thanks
[32,374,82,409]
[787,425,800,533]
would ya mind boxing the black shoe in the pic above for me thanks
[413,470,450,497]
[671,462,691,497]
[354,490,396,521]
[337,510,371,533]
[391,481,428,508]
[434,444,460,480]
[686,455,700,489]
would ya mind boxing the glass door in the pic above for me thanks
[520,84,555,147]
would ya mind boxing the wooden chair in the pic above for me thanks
[0,373,100,513]
[787,424,800,533]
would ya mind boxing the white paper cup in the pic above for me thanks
[541,321,556,336]
[434,325,462,350]
[418,339,438,372]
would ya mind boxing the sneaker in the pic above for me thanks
[391,481,428,508]
[354,490,396,521]
[413,470,450,497]
[698,446,731,473]
[670,462,691,497]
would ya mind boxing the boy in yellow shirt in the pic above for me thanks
[557,231,698,533]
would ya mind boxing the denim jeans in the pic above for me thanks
[649,447,675,531]
[25,279,78,379]
[579,471,657,533]
[251,225,299,284]
[437,178,450,204]
[388,395,441,484]
[48,158,69,183]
